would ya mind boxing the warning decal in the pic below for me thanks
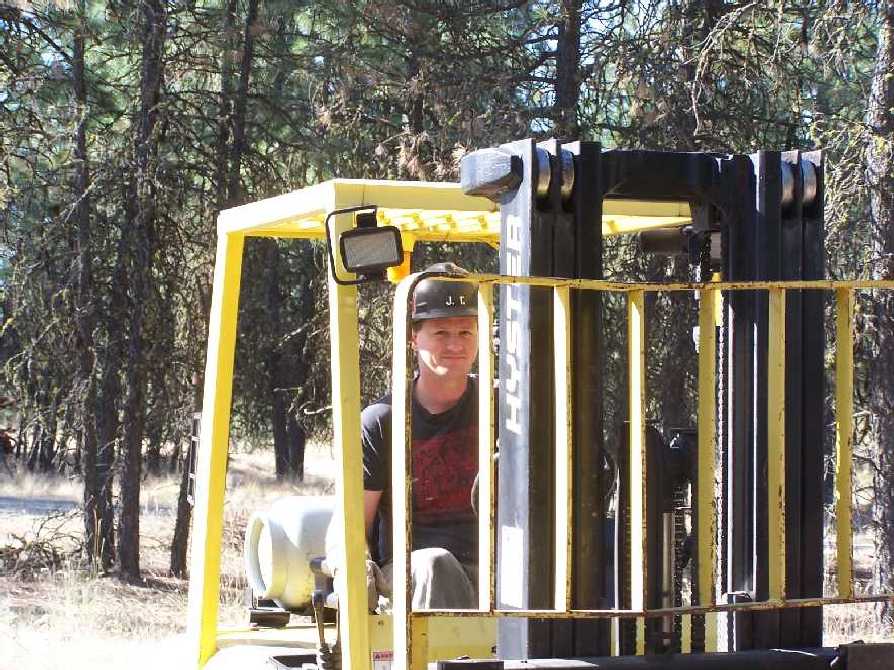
[371,649,393,670]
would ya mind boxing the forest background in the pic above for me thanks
[2,0,894,644]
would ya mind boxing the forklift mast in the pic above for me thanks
[458,140,826,657]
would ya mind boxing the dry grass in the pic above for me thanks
[2,440,892,667]
[0,444,335,670]
[824,602,892,645]
[0,468,83,501]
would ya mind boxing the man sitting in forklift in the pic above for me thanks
[337,263,481,612]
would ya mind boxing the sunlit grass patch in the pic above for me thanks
[824,601,893,645]
[0,468,81,501]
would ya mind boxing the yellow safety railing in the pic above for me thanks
[391,272,894,670]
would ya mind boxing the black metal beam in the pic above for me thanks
[562,139,611,657]
[752,150,783,649]
[722,155,760,650]
[798,151,825,646]
[725,151,825,650]
[436,648,838,670]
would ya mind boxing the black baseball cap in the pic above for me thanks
[411,263,478,321]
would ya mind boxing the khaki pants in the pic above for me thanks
[381,547,477,610]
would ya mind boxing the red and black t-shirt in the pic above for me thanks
[362,377,478,566]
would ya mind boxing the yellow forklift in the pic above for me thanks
[186,140,894,670]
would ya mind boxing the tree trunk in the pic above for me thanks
[57,402,75,474]
[148,279,179,477]
[681,0,726,147]
[400,12,430,180]
[94,256,123,571]
[72,0,99,560]
[407,49,424,136]
[867,0,894,627]
[26,422,41,471]
[69,0,114,571]
[145,423,162,476]
[214,0,237,210]
[168,0,248,572]
[286,252,316,483]
[262,240,290,479]
[262,238,307,482]
[39,393,58,471]
[228,0,300,480]
[226,0,259,207]
[271,383,290,480]
[15,414,25,460]
[553,0,581,138]
[170,424,193,578]
[287,412,306,483]
[118,0,167,583]
[72,426,82,475]
[169,427,182,474]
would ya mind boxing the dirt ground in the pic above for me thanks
[1,443,890,669]
[0,446,335,670]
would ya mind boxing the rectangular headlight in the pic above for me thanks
[339,226,403,275]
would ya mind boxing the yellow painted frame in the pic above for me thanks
[477,284,497,611]
[554,286,574,613]
[767,289,786,602]
[187,231,245,666]
[390,273,420,670]
[835,289,854,600]
[214,178,692,244]
[697,288,718,650]
[627,289,647,654]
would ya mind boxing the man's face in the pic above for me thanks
[412,316,478,381]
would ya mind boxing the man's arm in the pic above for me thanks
[364,489,383,543]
